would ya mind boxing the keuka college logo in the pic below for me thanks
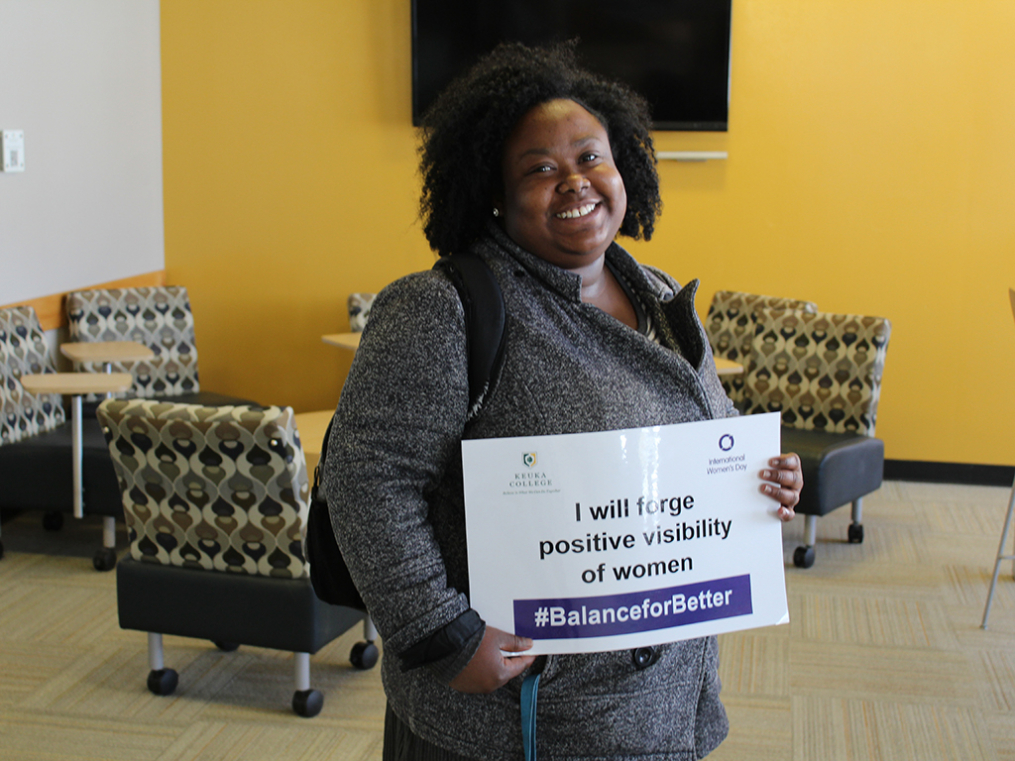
[508,452,554,490]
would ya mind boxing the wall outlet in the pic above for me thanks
[2,130,25,172]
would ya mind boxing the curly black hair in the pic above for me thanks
[418,40,662,258]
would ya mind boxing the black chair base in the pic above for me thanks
[0,418,120,516]
[0,418,122,569]
[781,427,884,568]
[118,559,369,715]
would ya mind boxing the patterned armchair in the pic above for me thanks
[704,290,818,409]
[66,286,256,409]
[0,306,66,444]
[96,399,374,717]
[742,309,892,567]
[0,306,121,564]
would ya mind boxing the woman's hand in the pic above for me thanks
[449,625,536,694]
[760,453,802,522]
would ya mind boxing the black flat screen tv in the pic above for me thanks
[412,0,732,131]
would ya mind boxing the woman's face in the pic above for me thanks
[498,99,627,271]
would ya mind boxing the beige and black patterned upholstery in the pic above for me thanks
[1,306,123,566]
[741,307,892,569]
[97,398,370,716]
[741,309,891,435]
[704,290,818,407]
[97,400,310,578]
[66,287,200,399]
[0,306,66,446]
[347,292,376,333]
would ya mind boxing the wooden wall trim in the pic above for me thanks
[0,270,167,331]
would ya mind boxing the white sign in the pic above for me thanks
[462,412,788,655]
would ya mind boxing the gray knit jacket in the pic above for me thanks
[325,223,735,760]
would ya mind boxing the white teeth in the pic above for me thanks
[556,203,597,219]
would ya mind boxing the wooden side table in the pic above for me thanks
[20,371,133,522]
[714,357,744,376]
[20,340,153,570]
[61,340,156,372]
[321,333,361,351]
[324,332,744,378]
[294,410,334,475]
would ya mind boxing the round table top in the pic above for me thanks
[20,371,134,396]
[60,340,155,363]
[714,357,744,376]
[321,332,361,350]
[294,410,335,456]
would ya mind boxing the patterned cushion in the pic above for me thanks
[741,309,892,436]
[66,286,200,399]
[347,292,376,333]
[704,291,819,406]
[0,306,67,447]
[96,400,310,579]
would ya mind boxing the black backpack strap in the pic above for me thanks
[307,256,505,612]
[433,254,506,417]
[307,413,367,611]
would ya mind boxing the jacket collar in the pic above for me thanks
[480,220,675,305]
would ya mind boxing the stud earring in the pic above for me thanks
[492,208,500,217]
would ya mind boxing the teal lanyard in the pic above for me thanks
[521,673,541,761]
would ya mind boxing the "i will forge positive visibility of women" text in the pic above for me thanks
[534,493,734,586]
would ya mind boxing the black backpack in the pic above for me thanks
[305,254,506,609]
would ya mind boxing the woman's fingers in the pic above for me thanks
[450,626,535,694]
[500,632,534,653]
[759,452,802,522]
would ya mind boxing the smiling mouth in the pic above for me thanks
[555,203,598,220]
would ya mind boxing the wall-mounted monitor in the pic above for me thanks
[412,0,732,131]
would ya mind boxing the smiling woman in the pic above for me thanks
[498,99,628,270]
[498,99,636,327]
[324,40,801,761]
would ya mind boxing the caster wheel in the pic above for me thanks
[292,688,324,718]
[147,668,178,695]
[793,546,815,569]
[213,641,240,652]
[43,511,64,531]
[350,641,379,670]
[93,547,117,571]
[848,524,864,544]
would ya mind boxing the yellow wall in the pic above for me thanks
[162,1,1015,466]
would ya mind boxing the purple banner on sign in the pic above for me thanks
[513,574,753,640]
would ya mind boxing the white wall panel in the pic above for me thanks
[0,0,163,304]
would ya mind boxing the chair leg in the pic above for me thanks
[793,515,818,568]
[848,498,865,544]
[982,480,1015,629]
[364,615,378,642]
[146,632,178,695]
[291,652,323,717]
[92,516,117,571]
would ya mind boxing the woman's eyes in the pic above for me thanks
[527,153,601,175]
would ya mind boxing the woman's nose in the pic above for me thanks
[558,172,590,193]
